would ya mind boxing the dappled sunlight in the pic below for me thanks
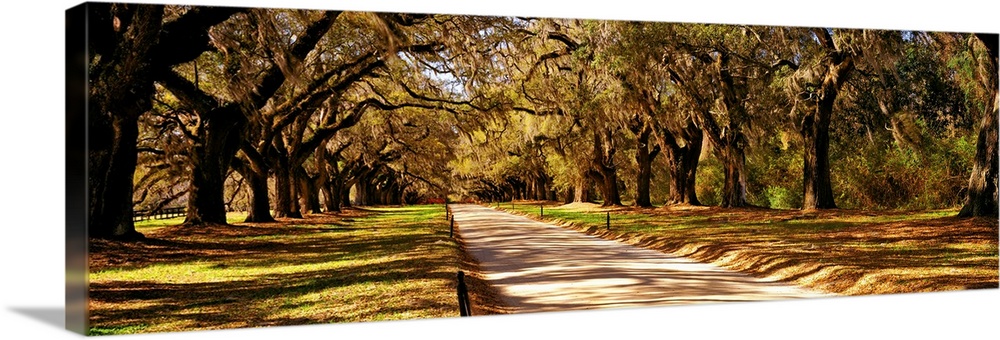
[498,204,998,295]
[453,204,828,314]
[88,205,464,334]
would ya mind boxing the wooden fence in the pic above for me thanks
[132,207,186,222]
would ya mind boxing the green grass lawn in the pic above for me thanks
[501,201,998,295]
[89,206,461,335]
[133,211,249,234]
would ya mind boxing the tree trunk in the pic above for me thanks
[324,166,347,212]
[87,4,163,239]
[572,180,594,203]
[288,170,303,215]
[393,186,405,205]
[655,121,703,206]
[959,108,999,217]
[354,181,368,206]
[384,183,396,205]
[375,181,387,205]
[273,166,291,217]
[234,155,275,223]
[368,180,379,205]
[359,175,377,205]
[667,140,703,206]
[600,175,622,206]
[341,187,352,208]
[589,130,623,206]
[719,148,749,208]
[190,11,337,221]
[89,111,144,239]
[523,179,532,200]
[706,52,754,208]
[392,182,404,205]
[959,33,999,217]
[314,144,333,212]
[184,106,246,225]
[321,170,341,213]
[298,168,321,214]
[802,99,838,209]
[802,56,852,209]
[635,147,653,207]
[244,167,273,222]
[632,120,660,207]
[321,184,339,212]
[273,165,302,218]
[535,175,548,201]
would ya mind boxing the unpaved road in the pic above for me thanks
[452,204,830,313]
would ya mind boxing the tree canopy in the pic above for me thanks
[85,4,998,239]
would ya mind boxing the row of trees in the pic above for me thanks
[89,4,488,238]
[85,4,997,239]
[445,19,997,216]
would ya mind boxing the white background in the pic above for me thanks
[1,1,997,339]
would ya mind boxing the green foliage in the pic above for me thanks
[946,40,992,115]
[695,152,724,207]
[831,122,974,210]
[746,133,804,209]
[126,8,986,214]
[760,186,801,210]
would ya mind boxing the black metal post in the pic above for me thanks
[450,217,454,238]
[606,212,610,230]
[540,204,543,218]
[457,271,471,317]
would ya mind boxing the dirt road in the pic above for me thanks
[452,204,831,313]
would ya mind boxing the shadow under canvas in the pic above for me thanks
[9,307,65,330]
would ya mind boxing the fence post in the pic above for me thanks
[540,204,543,218]
[606,212,610,230]
[457,271,471,317]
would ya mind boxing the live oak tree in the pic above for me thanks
[593,22,768,208]
[232,12,516,216]
[779,28,907,209]
[513,19,628,206]
[157,9,340,225]
[597,21,705,207]
[252,12,424,217]
[587,22,662,207]
[958,33,999,217]
[87,4,242,238]
[87,4,163,239]
[685,25,793,208]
